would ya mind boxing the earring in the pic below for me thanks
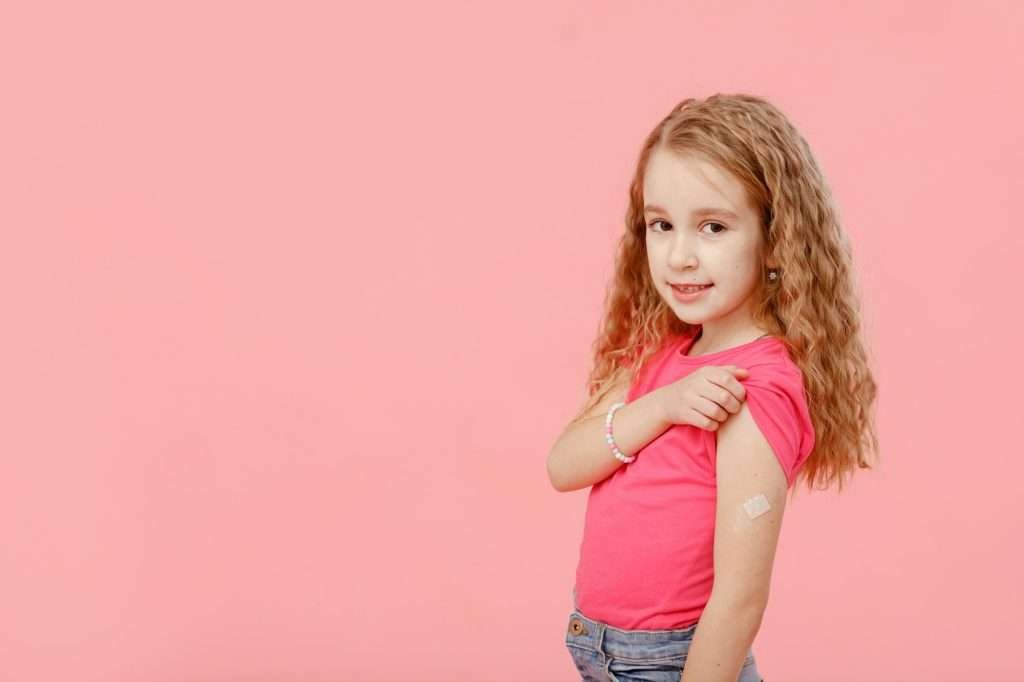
[768,269,778,280]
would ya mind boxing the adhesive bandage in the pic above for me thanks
[742,493,771,520]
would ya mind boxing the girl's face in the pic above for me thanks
[643,147,771,333]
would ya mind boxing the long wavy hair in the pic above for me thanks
[571,93,879,494]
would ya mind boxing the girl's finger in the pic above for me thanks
[688,406,719,430]
[706,372,747,403]
[695,394,730,421]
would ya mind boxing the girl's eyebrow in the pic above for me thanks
[643,204,739,220]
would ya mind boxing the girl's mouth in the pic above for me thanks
[670,283,713,302]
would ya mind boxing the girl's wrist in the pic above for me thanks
[605,401,635,463]
[649,387,671,429]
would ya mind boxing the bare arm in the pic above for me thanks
[546,380,672,492]
[680,399,788,681]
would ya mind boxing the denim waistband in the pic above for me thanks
[568,588,760,679]
[567,607,699,661]
[569,585,701,661]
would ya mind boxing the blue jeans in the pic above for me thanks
[565,590,764,681]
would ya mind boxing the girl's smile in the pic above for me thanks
[670,282,714,302]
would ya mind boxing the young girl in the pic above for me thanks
[547,93,879,682]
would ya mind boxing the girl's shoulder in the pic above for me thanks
[737,347,817,485]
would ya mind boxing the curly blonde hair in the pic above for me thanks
[571,93,879,494]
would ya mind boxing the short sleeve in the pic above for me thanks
[740,364,816,487]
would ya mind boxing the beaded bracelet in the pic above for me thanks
[604,401,636,463]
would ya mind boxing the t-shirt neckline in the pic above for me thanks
[675,328,776,362]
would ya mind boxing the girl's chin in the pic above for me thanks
[669,310,708,324]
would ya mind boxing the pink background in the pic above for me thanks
[2,2,1022,680]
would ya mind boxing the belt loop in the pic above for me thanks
[601,625,617,682]
[596,618,608,657]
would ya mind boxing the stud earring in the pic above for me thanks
[768,270,778,280]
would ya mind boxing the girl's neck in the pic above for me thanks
[687,324,771,356]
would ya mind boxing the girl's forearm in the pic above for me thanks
[546,389,671,492]
[680,596,764,682]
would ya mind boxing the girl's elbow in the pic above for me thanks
[546,454,568,492]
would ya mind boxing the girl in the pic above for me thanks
[547,93,879,682]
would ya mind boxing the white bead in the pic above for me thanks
[605,402,634,463]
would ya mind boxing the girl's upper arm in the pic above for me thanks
[709,399,788,609]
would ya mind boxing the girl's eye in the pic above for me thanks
[647,220,727,235]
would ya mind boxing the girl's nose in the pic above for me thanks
[668,236,699,268]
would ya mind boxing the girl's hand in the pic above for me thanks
[656,365,750,431]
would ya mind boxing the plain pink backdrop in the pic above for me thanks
[2,2,1022,680]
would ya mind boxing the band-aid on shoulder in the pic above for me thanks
[743,493,771,520]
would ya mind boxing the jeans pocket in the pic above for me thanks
[565,641,607,682]
[607,652,686,681]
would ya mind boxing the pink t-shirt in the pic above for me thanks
[572,328,816,630]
